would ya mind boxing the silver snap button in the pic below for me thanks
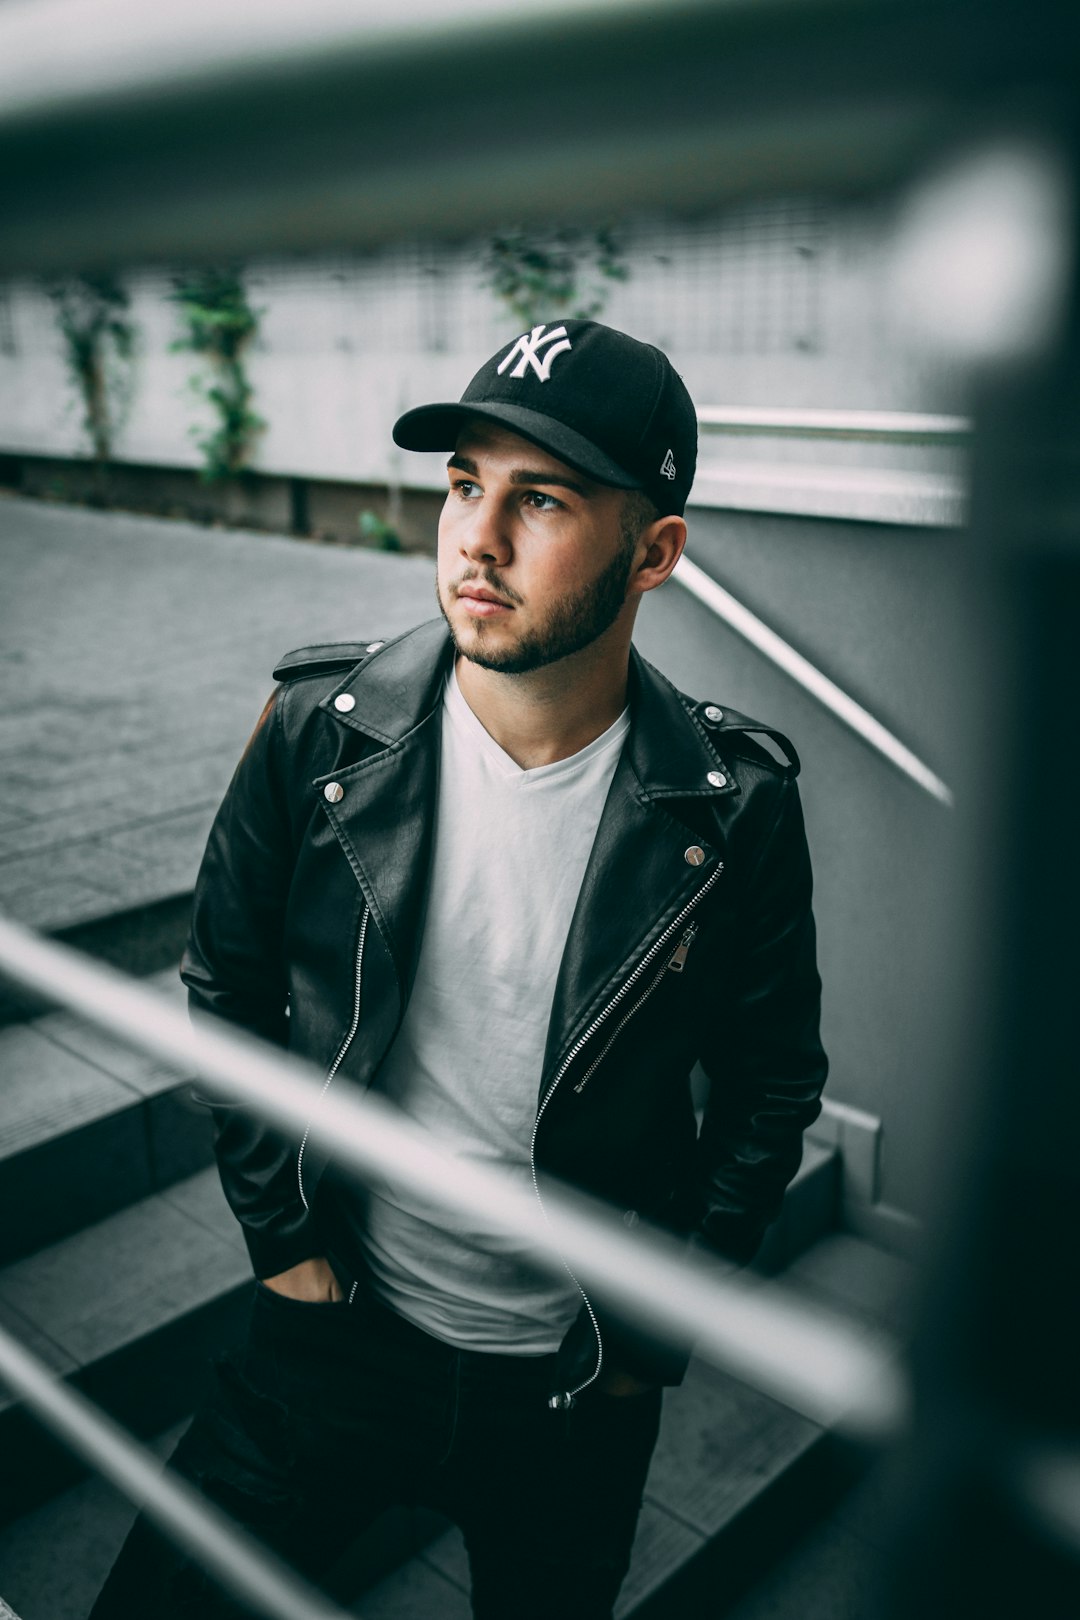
[323,782,345,804]
[623,1209,639,1228]
[703,705,724,725]
[707,770,726,789]
[684,845,706,866]
[365,641,384,654]
[333,693,356,713]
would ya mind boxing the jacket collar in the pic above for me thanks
[323,617,734,798]
[323,618,453,745]
[624,646,736,800]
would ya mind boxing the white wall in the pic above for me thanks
[0,202,963,487]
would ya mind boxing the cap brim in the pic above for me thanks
[392,401,641,491]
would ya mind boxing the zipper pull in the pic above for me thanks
[667,923,699,974]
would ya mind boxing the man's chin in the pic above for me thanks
[454,635,533,675]
[442,600,520,666]
[448,618,547,676]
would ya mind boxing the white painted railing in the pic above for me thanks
[697,408,969,439]
[693,407,969,526]
[673,555,955,807]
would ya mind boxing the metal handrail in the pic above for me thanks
[673,555,955,807]
[6,918,1079,1578]
[0,911,911,1611]
[697,408,971,442]
[0,913,903,1442]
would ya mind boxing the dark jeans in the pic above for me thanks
[88,1282,662,1620]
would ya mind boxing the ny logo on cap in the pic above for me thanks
[497,324,573,383]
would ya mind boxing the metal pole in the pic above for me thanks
[0,910,905,1441]
[0,1324,347,1620]
[879,122,1080,1616]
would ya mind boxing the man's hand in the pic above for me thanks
[260,1256,343,1302]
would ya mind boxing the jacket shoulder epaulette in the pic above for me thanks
[272,640,385,684]
[691,699,801,779]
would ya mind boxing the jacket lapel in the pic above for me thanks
[541,649,727,1092]
[315,620,451,1012]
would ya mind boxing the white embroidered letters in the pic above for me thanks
[497,324,573,383]
[660,448,677,480]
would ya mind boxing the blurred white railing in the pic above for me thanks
[693,407,969,527]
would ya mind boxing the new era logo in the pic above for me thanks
[660,449,677,480]
[497,324,573,383]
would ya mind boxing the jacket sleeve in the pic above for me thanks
[694,772,828,1265]
[181,687,324,1279]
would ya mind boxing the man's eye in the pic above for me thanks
[524,492,561,511]
[452,479,481,499]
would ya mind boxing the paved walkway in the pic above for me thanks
[0,496,433,933]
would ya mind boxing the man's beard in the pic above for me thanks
[438,528,637,676]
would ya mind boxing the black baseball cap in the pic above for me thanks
[392,319,698,517]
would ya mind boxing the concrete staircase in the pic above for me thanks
[0,497,931,1617]
[0,956,857,1619]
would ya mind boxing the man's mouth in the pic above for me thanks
[456,584,515,616]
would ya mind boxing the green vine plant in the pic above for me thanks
[484,225,630,329]
[170,268,265,483]
[49,273,136,491]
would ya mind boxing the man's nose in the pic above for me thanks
[461,498,512,566]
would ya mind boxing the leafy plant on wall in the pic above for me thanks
[484,225,630,328]
[170,268,265,482]
[49,273,136,486]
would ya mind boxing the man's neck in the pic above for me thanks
[454,638,631,771]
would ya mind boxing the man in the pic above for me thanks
[90,319,827,1619]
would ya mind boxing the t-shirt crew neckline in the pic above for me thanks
[445,662,631,784]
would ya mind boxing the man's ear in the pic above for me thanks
[630,517,687,597]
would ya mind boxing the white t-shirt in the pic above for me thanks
[359,664,630,1351]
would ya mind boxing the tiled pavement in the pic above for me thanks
[0,494,434,934]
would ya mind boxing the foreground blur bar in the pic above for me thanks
[0,1324,347,1620]
[0,912,905,1441]
[0,0,1073,274]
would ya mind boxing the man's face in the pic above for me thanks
[436,420,640,675]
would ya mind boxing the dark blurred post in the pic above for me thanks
[881,120,1080,1615]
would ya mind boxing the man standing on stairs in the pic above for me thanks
[90,320,828,1619]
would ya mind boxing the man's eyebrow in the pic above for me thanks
[509,468,590,497]
[446,453,590,498]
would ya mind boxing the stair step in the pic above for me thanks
[0,971,214,1265]
[751,1139,839,1274]
[0,1233,906,1616]
[357,1228,908,1619]
[351,1354,827,1619]
[0,1421,448,1620]
[0,1356,826,1620]
[0,1166,251,1521]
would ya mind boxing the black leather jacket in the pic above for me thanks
[182,618,827,1396]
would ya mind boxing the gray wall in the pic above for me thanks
[634,510,973,1223]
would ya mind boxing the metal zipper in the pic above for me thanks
[297,903,369,1211]
[529,860,724,1403]
[572,922,699,1097]
[666,922,699,974]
